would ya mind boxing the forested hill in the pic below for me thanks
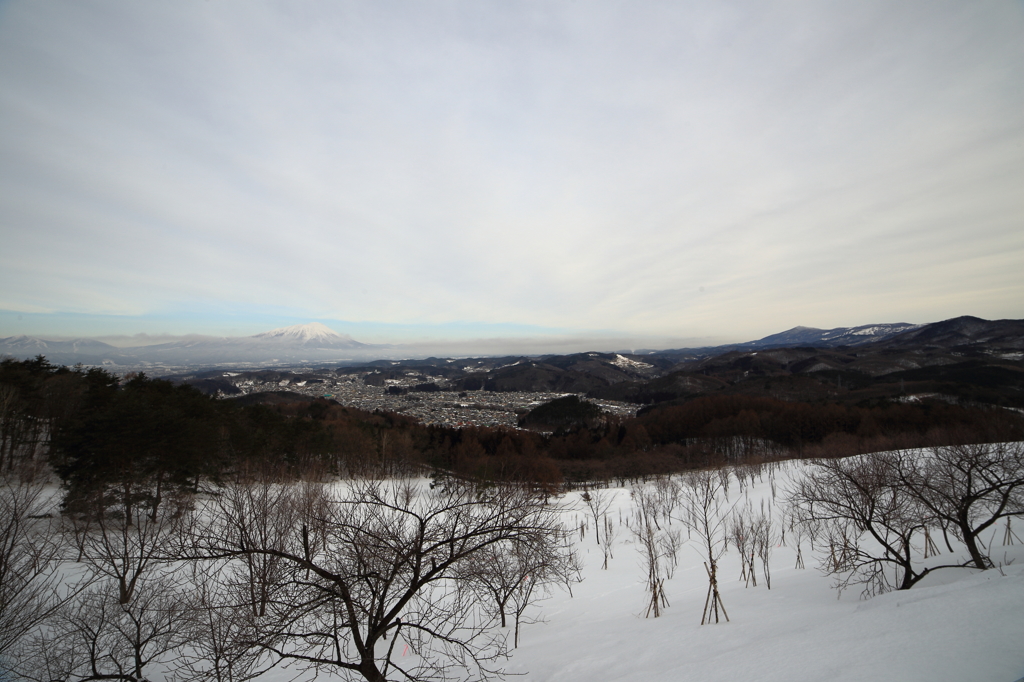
[3,356,1023,496]
[586,316,1024,408]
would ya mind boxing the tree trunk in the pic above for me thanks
[960,521,992,569]
[359,657,387,682]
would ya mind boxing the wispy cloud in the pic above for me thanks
[1,0,1022,345]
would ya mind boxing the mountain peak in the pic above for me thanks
[252,322,351,343]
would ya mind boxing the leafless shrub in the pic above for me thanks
[0,465,70,674]
[787,454,961,597]
[187,478,573,682]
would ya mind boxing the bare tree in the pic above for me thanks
[678,470,731,624]
[199,478,293,621]
[631,483,661,530]
[173,561,276,682]
[788,454,962,596]
[888,442,1024,570]
[0,383,20,472]
[461,519,579,648]
[64,478,189,606]
[20,576,188,682]
[751,505,775,590]
[630,482,685,616]
[580,488,615,545]
[633,503,669,618]
[652,476,683,523]
[188,478,573,682]
[657,527,683,580]
[17,488,192,681]
[717,467,731,500]
[599,513,618,570]
[0,384,47,473]
[790,514,807,570]
[730,505,756,587]
[0,464,71,675]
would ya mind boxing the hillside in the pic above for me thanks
[589,317,1024,408]
[505,464,1024,682]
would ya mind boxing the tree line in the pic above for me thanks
[4,357,1024,499]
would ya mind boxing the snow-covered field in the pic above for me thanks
[248,458,1024,682]
[506,460,1024,682]
[19,459,1022,682]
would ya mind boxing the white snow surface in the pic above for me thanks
[252,322,349,342]
[511,507,1024,682]
[613,354,654,370]
[243,459,1024,682]
[501,467,1024,682]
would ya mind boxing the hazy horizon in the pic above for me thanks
[0,316,734,356]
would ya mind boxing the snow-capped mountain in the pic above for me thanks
[0,323,378,368]
[740,322,922,349]
[877,315,1024,350]
[253,322,356,345]
[0,336,134,366]
[125,323,373,365]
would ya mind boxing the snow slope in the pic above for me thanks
[18,456,1021,681]
[504,461,1024,682]
[246,459,1024,682]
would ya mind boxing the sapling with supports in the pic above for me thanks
[581,488,615,545]
[730,505,755,587]
[751,504,776,590]
[633,504,669,618]
[1004,518,1021,546]
[791,519,807,570]
[678,470,733,624]
[600,514,618,570]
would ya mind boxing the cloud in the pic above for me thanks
[1,0,1022,344]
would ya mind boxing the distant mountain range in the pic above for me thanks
[733,322,922,349]
[0,323,380,368]
[585,315,1024,407]
[2,317,1021,371]
[161,316,1024,411]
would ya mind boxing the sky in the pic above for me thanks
[1,0,1023,351]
